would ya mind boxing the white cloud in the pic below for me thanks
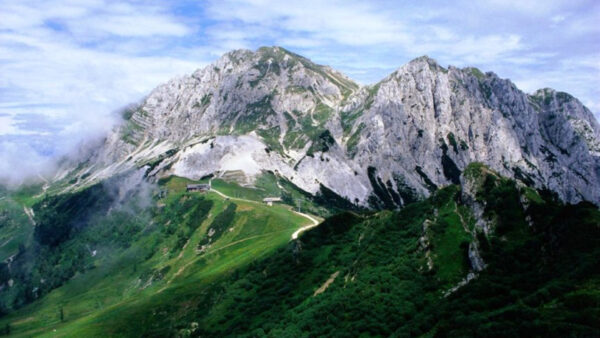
[0,0,189,37]
[0,116,23,135]
[0,0,202,136]
[206,0,412,46]
[551,15,567,23]
[0,140,57,187]
[481,0,572,16]
[512,55,600,116]
[70,13,190,38]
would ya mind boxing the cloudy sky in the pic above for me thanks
[1,0,599,183]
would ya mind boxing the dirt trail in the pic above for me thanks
[177,239,191,259]
[160,229,293,293]
[0,237,13,248]
[207,182,320,240]
[313,271,340,296]
[290,211,319,240]
[210,188,256,204]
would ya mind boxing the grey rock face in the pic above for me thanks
[345,57,600,205]
[468,242,486,272]
[60,48,600,207]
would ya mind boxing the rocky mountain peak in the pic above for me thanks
[406,55,444,69]
[59,48,599,208]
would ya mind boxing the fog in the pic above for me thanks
[103,168,157,214]
[0,140,59,188]
[0,108,121,189]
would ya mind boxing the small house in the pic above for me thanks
[263,197,282,206]
[186,183,211,192]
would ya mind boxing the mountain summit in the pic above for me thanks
[57,46,600,206]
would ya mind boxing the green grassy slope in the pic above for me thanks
[0,182,47,261]
[0,176,314,337]
[0,198,34,263]
[210,171,344,217]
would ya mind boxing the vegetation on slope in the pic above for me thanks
[434,165,600,337]
[212,171,359,217]
[0,197,34,263]
[0,175,314,337]
[50,169,598,337]
[0,164,597,337]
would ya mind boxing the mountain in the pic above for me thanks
[53,46,600,208]
[0,47,598,336]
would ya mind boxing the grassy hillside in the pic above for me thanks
[210,171,355,217]
[0,175,315,337]
[0,198,34,263]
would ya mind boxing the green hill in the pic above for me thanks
[0,175,316,337]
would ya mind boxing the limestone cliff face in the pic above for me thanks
[345,57,600,205]
[60,47,600,207]
[138,48,355,142]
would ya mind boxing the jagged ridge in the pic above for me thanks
[55,47,600,207]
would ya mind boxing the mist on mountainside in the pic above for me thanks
[0,105,138,189]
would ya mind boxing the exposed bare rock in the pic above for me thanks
[56,48,600,207]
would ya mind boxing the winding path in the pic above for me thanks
[207,183,320,240]
[290,211,319,240]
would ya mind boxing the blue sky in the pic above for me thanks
[0,0,599,183]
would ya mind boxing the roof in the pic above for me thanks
[187,183,211,188]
